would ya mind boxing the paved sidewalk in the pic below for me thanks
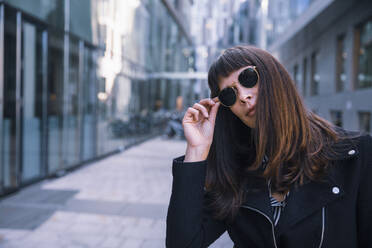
[0,137,233,248]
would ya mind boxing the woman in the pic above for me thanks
[166,46,372,248]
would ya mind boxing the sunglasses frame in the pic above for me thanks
[218,66,259,107]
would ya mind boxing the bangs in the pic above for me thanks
[208,48,253,97]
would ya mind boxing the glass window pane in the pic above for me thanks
[330,110,343,127]
[2,7,17,188]
[311,52,319,96]
[293,64,299,87]
[357,19,372,89]
[47,30,64,174]
[359,112,371,134]
[21,21,44,181]
[336,35,346,92]
[96,73,108,155]
[82,46,96,160]
[63,37,80,167]
[70,0,93,42]
[4,0,64,29]
[302,58,307,97]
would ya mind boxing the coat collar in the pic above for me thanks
[275,174,342,235]
[240,137,359,233]
[241,175,273,220]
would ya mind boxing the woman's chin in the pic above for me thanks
[241,116,256,128]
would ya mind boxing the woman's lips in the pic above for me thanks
[246,108,255,117]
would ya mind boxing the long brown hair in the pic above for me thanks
[206,45,352,221]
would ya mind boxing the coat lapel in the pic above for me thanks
[275,176,343,235]
[239,136,359,232]
[241,175,273,221]
[276,139,359,235]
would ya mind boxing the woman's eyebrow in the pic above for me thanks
[221,82,234,90]
[221,80,237,90]
[228,81,238,88]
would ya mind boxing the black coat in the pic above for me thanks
[166,133,372,248]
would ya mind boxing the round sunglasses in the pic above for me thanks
[218,66,259,107]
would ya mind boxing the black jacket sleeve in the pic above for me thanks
[357,134,372,247]
[166,156,227,248]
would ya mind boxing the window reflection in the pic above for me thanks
[293,64,299,87]
[336,35,346,92]
[21,20,44,182]
[63,37,80,167]
[358,112,371,134]
[2,7,17,189]
[310,51,319,96]
[302,58,307,97]
[4,0,64,29]
[47,30,64,173]
[356,18,372,89]
[330,110,343,127]
[82,46,96,160]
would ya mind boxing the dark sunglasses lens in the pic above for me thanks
[219,87,236,107]
[238,67,258,88]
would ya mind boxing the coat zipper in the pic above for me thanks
[241,205,278,248]
[241,205,326,248]
[318,207,325,248]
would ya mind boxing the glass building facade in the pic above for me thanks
[0,0,195,196]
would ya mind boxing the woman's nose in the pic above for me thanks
[238,91,254,104]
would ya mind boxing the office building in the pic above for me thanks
[0,0,195,196]
[268,0,372,134]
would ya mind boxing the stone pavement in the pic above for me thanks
[0,137,233,248]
